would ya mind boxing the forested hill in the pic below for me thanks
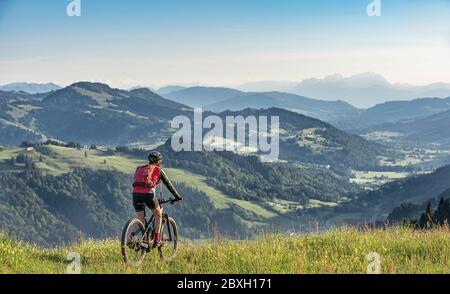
[1,83,388,171]
[155,141,361,204]
[0,168,247,247]
[330,164,450,223]
[0,82,191,146]
[364,110,450,147]
[217,108,387,170]
[0,142,363,246]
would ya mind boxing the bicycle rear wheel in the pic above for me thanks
[158,216,178,260]
[121,218,147,266]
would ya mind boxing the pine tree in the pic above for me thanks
[418,201,434,229]
[434,197,450,225]
[438,197,445,210]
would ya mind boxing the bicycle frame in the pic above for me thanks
[137,211,173,245]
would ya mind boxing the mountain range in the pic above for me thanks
[0,82,191,146]
[245,73,450,108]
[0,82,386,170]
[156,85,187,96]
[164,86,244,107]
[8,72,448,109]
[216,108,386,170]
[163,86,359,123]
[336,96,450,130]
[3,80,450,152]
[0,82,61,94]
[364,109,450,147]
[159,82,450,133]
[1,80,450,246]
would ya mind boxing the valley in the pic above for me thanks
[1,82,450,247]
[2,0,449,277]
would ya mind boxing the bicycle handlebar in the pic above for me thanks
[158,198,182,205]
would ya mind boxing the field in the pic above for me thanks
[350,170,410,187]
[1,227,449,274]
[165,168,276,218]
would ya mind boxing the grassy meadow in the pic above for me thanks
[1,227,449,274]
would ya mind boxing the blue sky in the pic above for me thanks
[0,0,449,87]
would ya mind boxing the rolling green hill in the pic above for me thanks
[0,82,192,146]
[0,82,61,94]
[337,96,450,130]
[0,167,252,246]
[0,83,385,172]
[315,164,450,225]
[365,110,450,147]
[164,86,243,108]
[217,108,386,170]
[387,188,450,224]
[207,92,358,123]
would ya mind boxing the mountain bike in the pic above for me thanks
[121,198,180,266]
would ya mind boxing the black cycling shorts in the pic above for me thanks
[132,192,159,212]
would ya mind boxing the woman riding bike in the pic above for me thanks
[132,151,182,249]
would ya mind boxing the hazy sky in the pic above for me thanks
[0,0,449,88]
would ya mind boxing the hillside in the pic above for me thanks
[0,167,251,246]
[206,92,358,123]
[164,87,359,124]
[325,165,450,224]
[0,144,360,246]
[364,110,450,147]
[0,82,61,94]
[0,82,192,146]
[164,86,243,107]
[337,96,450,130]
[1,227,449,274]
[217,108,386,170]
[156,85,187,96]
[0,84,387,170]
[387,189,450,224]
[156,140,360,203]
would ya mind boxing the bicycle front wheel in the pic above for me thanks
[158,217,178,260]
[121,218,147,267]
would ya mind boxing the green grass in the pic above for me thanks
[165,168,277,218]
[38,145,142,174]
[308,199,338,208]
[1,227,449,274]
[350,170,411,186]
[0,148,20,162]
[6,104,42,120]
